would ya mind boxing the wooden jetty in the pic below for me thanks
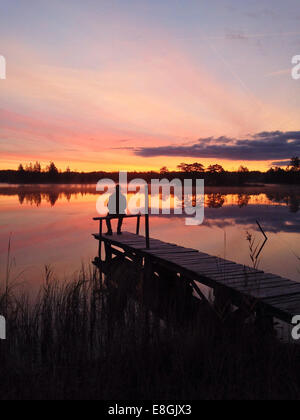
[92,215,300,325]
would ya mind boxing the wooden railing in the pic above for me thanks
[93,214,150,249]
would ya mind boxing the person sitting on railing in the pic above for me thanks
[106,184,127,235]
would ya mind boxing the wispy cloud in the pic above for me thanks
[266,69,291,77]
[271,160,291,167]
[225,30,248,40]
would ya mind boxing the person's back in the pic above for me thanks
[106,185,127,235]
[108,190,127,215]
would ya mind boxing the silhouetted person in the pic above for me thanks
[106,184,127,235]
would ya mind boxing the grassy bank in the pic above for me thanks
[0,264,300,400]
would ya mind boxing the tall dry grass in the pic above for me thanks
[0,263,300,400]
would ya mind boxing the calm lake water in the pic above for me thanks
[0,184,300,290]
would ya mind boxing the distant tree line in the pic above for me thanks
[0,157,299,185]
[159,158,300,185]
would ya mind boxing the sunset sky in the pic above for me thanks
[0,0,300,172]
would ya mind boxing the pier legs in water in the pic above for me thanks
[94,245,275,334]
[255,307,274,334]
[214,286,274,333]
[214,287,233,321]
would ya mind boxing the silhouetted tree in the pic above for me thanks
[207,164,225,174]
[33,161,42,173]
[18,164,25,173]
[190,162,205,173]
[290,157,300,171]
[177,163,191,172]
[47,162,59,175]
[44,162,59,181]
[160,166,169,174]
[237,166,250,185]
[177,162,205,173]
[25,162,34,172]
[238,166,249,173]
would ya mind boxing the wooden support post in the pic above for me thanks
[135,255,144,300]
[104,242,113,286]
[214,286,232,320]
[255,307,274,334]
[143,257,152,301]
[105,242,112,264]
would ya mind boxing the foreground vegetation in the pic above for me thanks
[0,264,300,400]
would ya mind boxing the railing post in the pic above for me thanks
[145,214,150,249]
[136,215,141,235]
[144,184,150,249]
[98,219,103,259]
[99,219,103,238]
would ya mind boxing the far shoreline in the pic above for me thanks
[1,182,300,192]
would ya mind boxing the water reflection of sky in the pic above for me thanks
[0,185,299,288]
